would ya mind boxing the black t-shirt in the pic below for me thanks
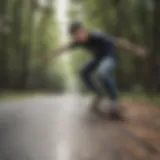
[70,31,117,60]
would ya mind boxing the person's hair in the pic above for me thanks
[68,21,83,35]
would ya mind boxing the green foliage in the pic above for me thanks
[0,0,64,91]
[0,0,159,93]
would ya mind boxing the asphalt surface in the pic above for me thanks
[0,94,159,160]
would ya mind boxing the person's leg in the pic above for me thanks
[80,59,103,96]
[98,57,118,110]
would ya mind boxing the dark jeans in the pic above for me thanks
[80,57,118,100]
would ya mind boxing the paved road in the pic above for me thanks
[0,94,159,160]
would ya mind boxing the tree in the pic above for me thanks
[0,0,10,89]
[0,0,65,91]
[148,0,160,93]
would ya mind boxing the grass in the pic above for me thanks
[0,91,159,106]
[0,91,46,101]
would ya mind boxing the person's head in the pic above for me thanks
[68,21,89,42]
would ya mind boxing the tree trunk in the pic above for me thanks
[19,0,35,90]
[0,0,9,89]
[149,0,160,93]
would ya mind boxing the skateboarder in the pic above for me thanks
[47,21,146,119]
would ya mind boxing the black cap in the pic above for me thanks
[68,21,83,35]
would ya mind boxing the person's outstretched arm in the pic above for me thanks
[114,38,147,57]
[46,43,73,60]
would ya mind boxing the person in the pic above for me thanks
[47,21,146,119]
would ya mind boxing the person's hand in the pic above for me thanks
[136,47,147,58]
[43,54,50,61]
[43,50,56,60]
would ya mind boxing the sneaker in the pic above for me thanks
[108,109,123,121]
[90,95,102,112]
